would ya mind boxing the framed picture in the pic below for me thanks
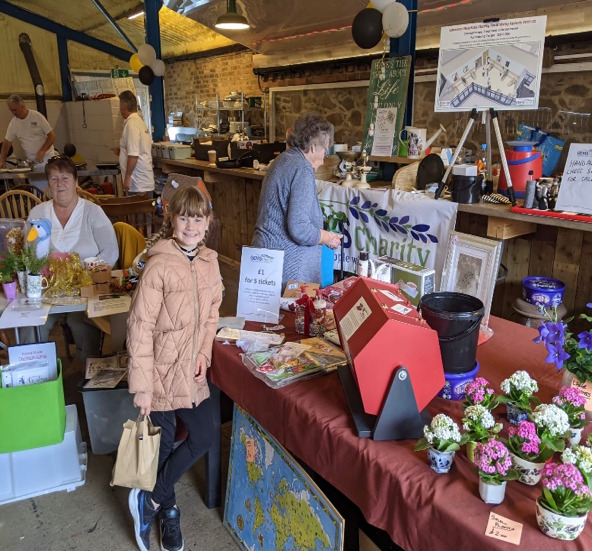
[440,231,502,330]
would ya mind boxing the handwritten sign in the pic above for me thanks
[555,143,592,215]
[361,56,411,157]
[485,512,522,545]
[236,246,284,323]
[568,376,592,412]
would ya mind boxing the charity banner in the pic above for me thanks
[317,181,458,289]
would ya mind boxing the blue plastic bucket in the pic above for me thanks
[437,361,480,400]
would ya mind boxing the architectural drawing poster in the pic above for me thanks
[435,16,547,112]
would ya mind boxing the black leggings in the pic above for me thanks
[149,399,214,509]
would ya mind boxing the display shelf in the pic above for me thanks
[196,92,266,138]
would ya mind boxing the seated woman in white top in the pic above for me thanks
[22,155,119,362]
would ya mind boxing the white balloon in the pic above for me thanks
[151,59,166,77]
[138,43,157,66]
[382,2,409,38]
[371,0,396,13]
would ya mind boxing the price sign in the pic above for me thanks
[485,512,522,545]
[555,143,592,215]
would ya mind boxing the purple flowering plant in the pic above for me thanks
[552,386,588,429]
[540,462,592,517]
[534,303,592,383]
[474,439,519,485]
[463,377,498,410]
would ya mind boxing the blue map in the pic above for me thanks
[223,406,344,550]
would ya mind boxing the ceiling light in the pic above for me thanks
[128,10,144,20]
[215,0,250,30]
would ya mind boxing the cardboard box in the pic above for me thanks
[374,256,435,306]
[80,282,110,298]
[333,277,444,416]
[283,281,319,299]
[0,360,66,453]
[91,265,111,284]
[452,164,478,176]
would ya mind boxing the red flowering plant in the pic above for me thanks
[534,303,592,383]
[463,377,499,410]
[474,439,519,485]
[552,387,588,430]
[539,462,592,517]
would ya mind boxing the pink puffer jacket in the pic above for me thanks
[126,238,223,411]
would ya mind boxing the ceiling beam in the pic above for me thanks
[0,1,133,61]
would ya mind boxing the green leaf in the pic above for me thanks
[414,439,430,452]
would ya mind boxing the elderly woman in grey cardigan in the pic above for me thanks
[252,112,342,287]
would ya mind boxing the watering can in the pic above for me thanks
[424,124,447,153]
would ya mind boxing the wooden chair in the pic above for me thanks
[43,186,101,203]
[0,190,41,219]
[10,183,45,200]
[100,197,156,237]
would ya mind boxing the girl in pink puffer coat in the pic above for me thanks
[126,186,223,551]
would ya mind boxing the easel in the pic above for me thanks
[434,107,517,206]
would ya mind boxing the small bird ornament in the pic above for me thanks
[27,218,52,259]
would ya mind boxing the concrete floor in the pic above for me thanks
[0,262,241,551]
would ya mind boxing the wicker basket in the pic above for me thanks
[392,162,420,191]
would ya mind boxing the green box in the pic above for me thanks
[376,256,435,307]
[0,360,65,453]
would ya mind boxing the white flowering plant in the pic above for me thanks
[531,403,571,458]
[462,404,503,443]
[498,370,540,412]
[414,413,469,453]
[562,445,592,488]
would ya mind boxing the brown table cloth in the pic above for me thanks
[210,315,591,551]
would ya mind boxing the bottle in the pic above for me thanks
[358,251,369,277]
[523,170,537,209]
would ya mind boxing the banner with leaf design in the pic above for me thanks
[317,181,458,288]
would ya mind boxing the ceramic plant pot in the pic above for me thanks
[510,452,545,485]
[427,447,455,474]
[2,280,17,301]
[479,478,506,505]
[506,403,529,425]
[568,427,584,447]
[536,498,588,540]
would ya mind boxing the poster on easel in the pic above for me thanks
[555,143,592,215]
[361,56,412,157]
[435,16,547,112]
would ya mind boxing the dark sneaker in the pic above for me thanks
[129,488,160,551]
[159,506,184,551]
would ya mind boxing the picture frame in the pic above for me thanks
[440,231,502,331]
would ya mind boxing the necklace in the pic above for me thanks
[178,243,198,255]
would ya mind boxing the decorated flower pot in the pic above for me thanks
[466,441,477,463]
[536,498,588,540]
[510,452,545,485]
[16,270,27,294]
[427,448,455,474]
[479,478,506,505]
[568,427,584,446]
[506,403,529,425]
[2,281,17,301]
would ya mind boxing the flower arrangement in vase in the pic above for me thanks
[498,370,540,424]
[463,377,498,409]
[561,445,592,488]
[552,386,588,445]
[462,404,502,461]
[414,414,468,474]
[534,303,592,383]
[536,462,592,540]
[21,244,49,276]
[474,439,519,504]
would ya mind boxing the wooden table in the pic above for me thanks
[206,315,591,551]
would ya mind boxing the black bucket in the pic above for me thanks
[418,292,484,374]
[451,174,483,204]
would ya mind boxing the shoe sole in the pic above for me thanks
[160,542,184,551]
[129,488,150,551]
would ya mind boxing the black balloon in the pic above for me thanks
[351,8,383,49]
[139,65,155,86]
[63,143,76,157]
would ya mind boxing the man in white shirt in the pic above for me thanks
[0,94,56,170]
[114,90,155,196]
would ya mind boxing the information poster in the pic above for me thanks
[435,16,546,112]
[555,143,592,215]
[236,247,284,323]
[361,56,411,157]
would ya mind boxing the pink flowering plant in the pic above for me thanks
[507,420,546,461]
[539,462,592,517]
[463,377,498,409]
[552,387,588,429]
[474,439,519,485]
[562,445,592,488]
[534,303,592,383]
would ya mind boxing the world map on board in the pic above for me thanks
[223,406,343,550]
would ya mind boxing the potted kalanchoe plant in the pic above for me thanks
[463,377,498,409]
[561,445,592,488]
[552,386,588,445]
[462,404,502,462]
[498,370,540,424]
[414,414,468,474]
[536,461,592,540]
[534,303,592,385]
[474,438,519,504]
[0,254,18,300]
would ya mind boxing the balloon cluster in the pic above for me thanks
[129,44,165,86]
[352,1,410,50]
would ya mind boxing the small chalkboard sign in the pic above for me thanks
[555,143,592,215]
[361,56,412,157]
